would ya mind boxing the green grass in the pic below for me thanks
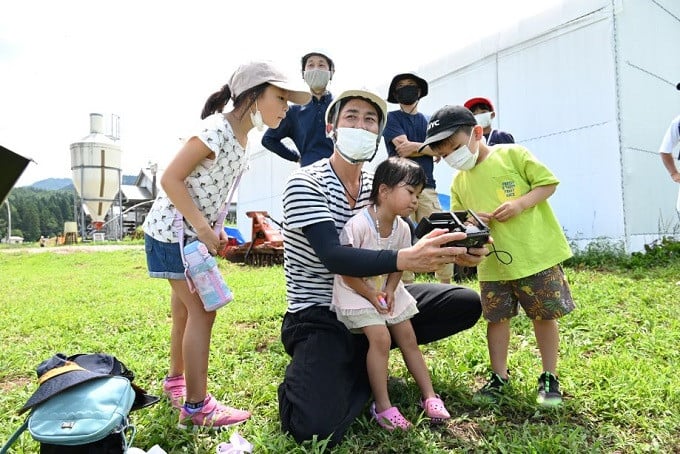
[0,247,679,453]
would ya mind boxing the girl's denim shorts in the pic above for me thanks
[144,234,185,280]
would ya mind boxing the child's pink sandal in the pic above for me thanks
[370,402,412,431]
[420,395,451,423]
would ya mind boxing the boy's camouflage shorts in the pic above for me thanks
[479,265,575,322]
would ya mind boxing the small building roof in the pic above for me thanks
[120,184,152,202]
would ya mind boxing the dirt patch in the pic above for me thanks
[0,375,31,393]
[0,245,144,254]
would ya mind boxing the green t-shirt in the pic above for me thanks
[450,145,572,281]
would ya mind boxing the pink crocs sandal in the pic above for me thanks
[420,395,451,423]
[370,402,412,431]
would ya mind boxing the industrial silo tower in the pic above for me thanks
[70,113,122,240]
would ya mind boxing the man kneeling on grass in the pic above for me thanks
[277,89,487,447]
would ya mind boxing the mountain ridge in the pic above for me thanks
[27,175,137,191]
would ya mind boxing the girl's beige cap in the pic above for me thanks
[228,61,311,105]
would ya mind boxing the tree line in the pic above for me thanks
[0,188,75,242]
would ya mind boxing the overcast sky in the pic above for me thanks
[1,0,562,186]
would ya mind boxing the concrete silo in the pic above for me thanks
[70,113,122,240]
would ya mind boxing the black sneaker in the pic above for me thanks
[537,371,563,406]
[474,371,509,403]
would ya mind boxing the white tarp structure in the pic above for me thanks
[237,0,680,252]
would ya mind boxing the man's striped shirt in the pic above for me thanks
[282,158,373,312]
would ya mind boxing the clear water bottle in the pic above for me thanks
[183,241,233,311]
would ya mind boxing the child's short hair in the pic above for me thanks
[370,157,426,203]
[428,125,474,153]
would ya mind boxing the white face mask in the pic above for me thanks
[444,134,479,171]
[474,112,493,128]
[303,69,331,92]
[250,101,265,132]
[334,127,379,164]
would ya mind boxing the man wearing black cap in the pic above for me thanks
[658,83,680,187]
[261,51,335,166]
[383,72,452,284]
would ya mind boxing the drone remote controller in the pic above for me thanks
[414,210,490,249]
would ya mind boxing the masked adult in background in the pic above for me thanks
[277,89,486,447]
[383,72,453,284]
[261,51,335,166]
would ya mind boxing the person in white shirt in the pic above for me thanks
[658,83,680,214]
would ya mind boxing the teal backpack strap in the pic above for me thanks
[0,417,29,454]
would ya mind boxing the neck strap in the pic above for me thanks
[174,172,242,272]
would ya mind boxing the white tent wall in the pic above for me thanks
[420,0,625,249]
[236,134,298,237]
[419,0,680,252]
[616,0,680,250]
[236,0,680,252]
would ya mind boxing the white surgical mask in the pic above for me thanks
[303,69,331,92]
[250,101,265,132]
[474,112,493,128]
[444,134,479,171]
[334,127,379,164]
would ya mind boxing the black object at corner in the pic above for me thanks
[0,145,32,206]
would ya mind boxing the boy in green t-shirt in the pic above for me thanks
[419,105,575,406]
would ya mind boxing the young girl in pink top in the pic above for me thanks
[331,156,451,430]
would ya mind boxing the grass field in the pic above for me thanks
[0,245,678,453]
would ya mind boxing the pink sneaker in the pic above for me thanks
[163,375,186,409]
[370,402,412,431]
[178,394,251,430]
[420,395,451,423]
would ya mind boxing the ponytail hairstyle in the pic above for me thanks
[200,82,270,120]
[369,157,426,205]
[201,84,232,119]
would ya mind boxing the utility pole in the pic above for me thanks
[4,200,10,243]
[149,162,158,199]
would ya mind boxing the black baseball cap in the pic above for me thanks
[419,105,477,152]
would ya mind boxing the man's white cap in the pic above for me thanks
[325,89,388,134]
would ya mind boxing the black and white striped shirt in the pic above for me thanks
[282,159,373,313]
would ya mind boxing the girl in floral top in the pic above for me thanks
[142,61,309,429]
